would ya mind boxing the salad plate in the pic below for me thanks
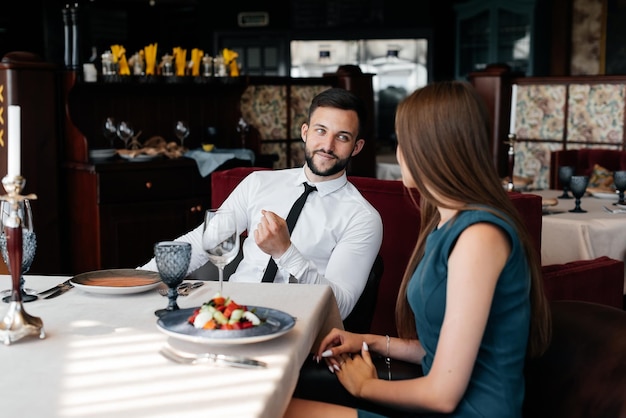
[589,190,618,199]
[70,269,161,295]
[156,306,296,345]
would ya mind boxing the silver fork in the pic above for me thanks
[157,281,204,296]
[603,205,626,214]
[159,346,267,369]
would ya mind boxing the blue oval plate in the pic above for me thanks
[156,306,296,345]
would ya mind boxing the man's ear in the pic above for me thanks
[351,138,365,156]
[301,123,308,142]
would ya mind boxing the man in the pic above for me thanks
[140,88,383,319]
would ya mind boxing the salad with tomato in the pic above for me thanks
[187,293,262,330]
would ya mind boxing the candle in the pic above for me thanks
[509,84,518,134]
[7,105,21,177]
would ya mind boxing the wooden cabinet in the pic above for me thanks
[65,158,214,273]
[455,0,536,80]
[62,69,376,274]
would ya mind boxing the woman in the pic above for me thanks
[284,81,551,417]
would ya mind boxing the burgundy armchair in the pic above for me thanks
[211,167,623,335]
[210,168,625,417]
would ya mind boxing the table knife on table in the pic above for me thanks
[42,280,74,299]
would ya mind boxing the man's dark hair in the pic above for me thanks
[308,88,367,137]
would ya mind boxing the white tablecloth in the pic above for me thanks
[185,148,256,177]
[531,190,626,293]
[0,277,342,417]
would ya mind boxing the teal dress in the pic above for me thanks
[358,209,531,418]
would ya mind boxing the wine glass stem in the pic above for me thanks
[218,267,224,294]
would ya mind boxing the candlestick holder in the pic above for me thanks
[505,133,516,192]
[0,174,45,345]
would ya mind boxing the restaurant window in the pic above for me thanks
[290,38,430,146]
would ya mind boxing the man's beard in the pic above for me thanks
[304,147,351,177]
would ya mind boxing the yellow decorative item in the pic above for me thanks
[173,47,187,76]
[222,48,239,77]
[190,48,203,76]
[202,143,215,152]
[110,45,130,75]
[143,43,158,75]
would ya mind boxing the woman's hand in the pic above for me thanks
[316,328,361,357]
[315,328,366,372]
[335,342,378,397]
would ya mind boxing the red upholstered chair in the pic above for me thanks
[212,167,626,416]
[549,149,626,189]
[210,167,624,338]
[210,166,271,208]
[542,256,624,309]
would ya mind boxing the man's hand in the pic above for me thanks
[253,210,292,258]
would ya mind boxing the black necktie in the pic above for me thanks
[261,182,317,282]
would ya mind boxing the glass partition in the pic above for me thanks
[290,38,429,146]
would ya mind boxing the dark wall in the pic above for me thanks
[0,0,573,81]
[0,0,457,80]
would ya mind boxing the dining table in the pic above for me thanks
[0,275,343,418]
[531,189,626,293]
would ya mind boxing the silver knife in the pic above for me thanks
[159,346,267,369]
[38,279,72,296]
[43,281,74,299]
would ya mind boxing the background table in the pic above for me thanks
[0,277,342,417]
[531,190,626,293]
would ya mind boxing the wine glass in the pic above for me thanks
[202,209,240,295]
[612,170,626,206]
[174,120,190,147]
[117,121,134,149]
[558,165,574,199]
[0,199,37,303]
[568,175,589,213]
[154,241,191,317]
[103,117,117,148]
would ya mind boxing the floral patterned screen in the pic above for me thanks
[240,84,332,169]
[512,83,625,190]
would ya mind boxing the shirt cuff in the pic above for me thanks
[275,244,309,282]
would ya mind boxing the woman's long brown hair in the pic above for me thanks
[394,81,551,358]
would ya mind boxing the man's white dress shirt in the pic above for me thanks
[141,166,383,319]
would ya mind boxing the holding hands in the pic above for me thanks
[316,328,378,397]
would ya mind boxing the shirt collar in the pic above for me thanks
[295,165,348,197]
